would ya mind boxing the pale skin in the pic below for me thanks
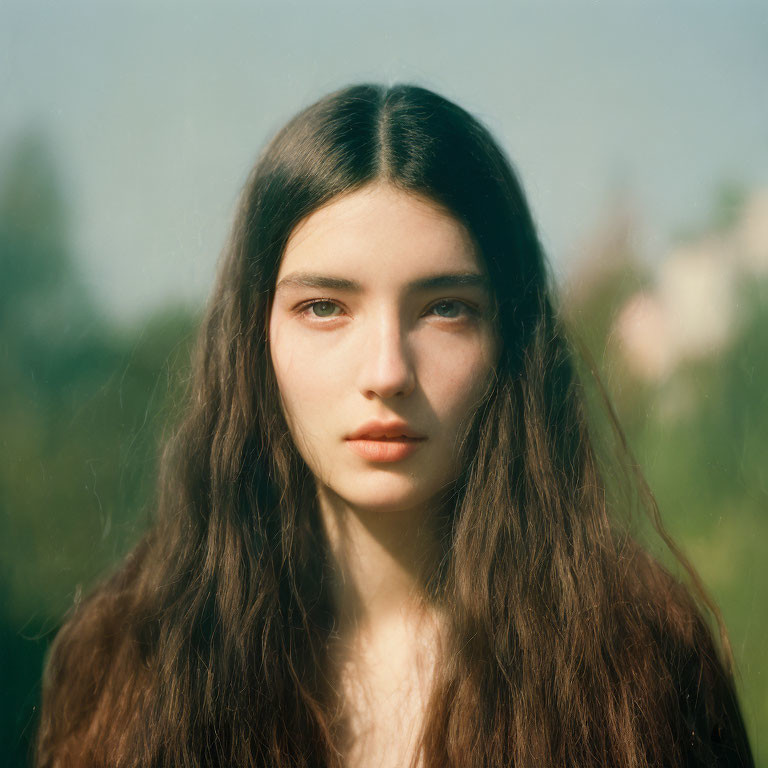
[268,182,500,768]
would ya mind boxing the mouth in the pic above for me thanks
[349,435,425,441]
[344,436,427,462]
[345,419,427,442]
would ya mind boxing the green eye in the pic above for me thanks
[295,299,342,319]
[431,301,456,317]
[428,300,477,319]
[308,300,339,318]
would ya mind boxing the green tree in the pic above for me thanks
[0,131,197,767]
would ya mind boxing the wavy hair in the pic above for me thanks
[34,83,754,767]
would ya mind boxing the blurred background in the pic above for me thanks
[1,1,766,765]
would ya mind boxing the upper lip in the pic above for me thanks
[345,419,426,440]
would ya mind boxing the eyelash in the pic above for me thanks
[294,298,480,323]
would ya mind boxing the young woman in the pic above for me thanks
[35,83,754,768]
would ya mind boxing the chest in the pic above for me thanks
[336,664,432,768]
[331,638,438,768]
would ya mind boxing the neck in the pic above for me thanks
[316,484,446,641]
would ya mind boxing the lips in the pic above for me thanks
[345,419,426,441]
[345,435,425,462]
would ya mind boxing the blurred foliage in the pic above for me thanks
[0,132,198,764]
[565,201,768,766]
[1,134,765,766]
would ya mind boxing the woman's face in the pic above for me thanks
[268,182,500,514]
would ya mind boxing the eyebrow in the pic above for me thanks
[275,271,491,294]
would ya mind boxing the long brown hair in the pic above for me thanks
[34,83,754,767]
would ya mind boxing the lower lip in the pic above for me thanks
[345,437,426,462]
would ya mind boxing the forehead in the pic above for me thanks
[277,184,484,282]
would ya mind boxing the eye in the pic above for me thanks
[296,299,343,320]
[425,299,479,320]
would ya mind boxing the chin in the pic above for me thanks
[326,475,437,514]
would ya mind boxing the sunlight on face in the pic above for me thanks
[268,182,500,514]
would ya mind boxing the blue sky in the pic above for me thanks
[2,0,766,323]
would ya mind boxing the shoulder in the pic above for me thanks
[623,541,754,766]
[667,633,755,767]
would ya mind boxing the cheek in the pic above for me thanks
[420,337,496,416]
[269,323,339,436]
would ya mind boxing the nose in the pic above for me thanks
[357,312,416,400]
